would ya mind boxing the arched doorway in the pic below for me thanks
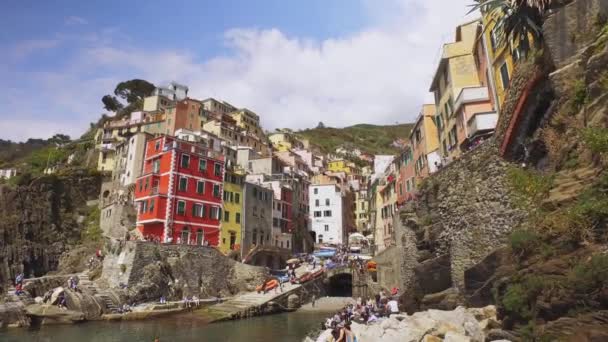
[326,273,353,297]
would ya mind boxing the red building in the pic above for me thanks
[396,145,416,206]
[134,135,225,246]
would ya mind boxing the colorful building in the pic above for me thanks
[429,19,484,161]
[410,105,441,183]
[241,182,274,257]
[480,10,533,110]
[395,145,416,205]
[220,169,244,253]
[268,131,303,152]
[134,135,225,246]
[164,98,203,136]
[328,159,359,175]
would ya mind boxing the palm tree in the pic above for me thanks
[470,0,556,52]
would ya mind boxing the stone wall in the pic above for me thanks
[101,241,267,303]
[543,0,608,69]
[389,141,529,312]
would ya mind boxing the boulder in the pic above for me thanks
[34,297,44,304]
[464,248,515,307]
[414,255,452,295]
[422,335,444,342]
[63,289,105,320]
[443,331,471,342]
[421,288,463,311]
[50,287,65,305]
[287,294,300,309]
[25,304,85,325]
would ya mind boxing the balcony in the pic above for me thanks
[467,112,498,138]
[454,87,490,113]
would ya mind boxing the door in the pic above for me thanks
[229,231,236,250]
[196,230,204,245]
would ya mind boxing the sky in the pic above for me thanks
[0,0,478,142]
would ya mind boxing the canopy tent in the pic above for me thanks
[349,233,366,242]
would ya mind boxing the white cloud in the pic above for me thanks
[65,16,88,25]
[10,39,61,59]
[0,0,479,141]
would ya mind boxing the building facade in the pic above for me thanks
[220,170,244,253]
[241,182,273,257]
[134,136,225,246]
[310,184,347,245]
[410,105,441,183]
[429,19,483,161]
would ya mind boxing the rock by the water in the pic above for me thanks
[287,294,301,309]
[25,304,85,325]
[313,306,500,342]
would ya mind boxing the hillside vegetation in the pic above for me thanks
[297,123,414,155]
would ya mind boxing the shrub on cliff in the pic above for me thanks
[569,254,608,294]
[507,167,553,207]
[509,229,541,258]
[581,127,608,154]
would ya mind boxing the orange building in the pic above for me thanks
[164,98,203,136]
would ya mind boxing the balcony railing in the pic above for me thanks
[454,86,490,113]
[467,112,498,138]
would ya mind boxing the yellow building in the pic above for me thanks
[481,10,533,110]
[328,159,360,175]
[410,105,441,183]
[230,108,270,155]
[354,188,369,233]
[429,19,482,161]
[268,132,303,152]
[220,170,244,254]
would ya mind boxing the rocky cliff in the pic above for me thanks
[100,241,267,304]
[0,170,102,294]
[376,1,608,340]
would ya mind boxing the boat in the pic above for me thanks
[297,272,312,284]
[311,268,324,279]
[255,279,279,293]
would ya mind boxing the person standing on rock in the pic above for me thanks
[386,297,399,315]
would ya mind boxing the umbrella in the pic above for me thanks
[349,233,366,241]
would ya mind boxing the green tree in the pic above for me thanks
[48,134,71,146]
[101,95,124,112]
[113,79,155,104]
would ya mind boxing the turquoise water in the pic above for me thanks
[0,310,327,342]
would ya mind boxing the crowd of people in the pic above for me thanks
[322,290,400,341]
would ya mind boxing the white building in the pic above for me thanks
[0,168,17,179]
[114,132,150,187]
[371,155,395,182]
[309,184,346,245]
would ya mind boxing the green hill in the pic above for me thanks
[296,123,414,155]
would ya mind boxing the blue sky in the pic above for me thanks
[0,0,476,141]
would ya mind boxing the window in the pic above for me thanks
[149,199,155,213]
[213,184,221,198]
[210,206,219,220]
[141,200,148,213]
[176,201,186,215]
[179,177,188,191]
[260,208,265,218]
[324,224,329,232]
[325,199,330,206]
[314,188,318,194]
[181,154,190,168]
[235,193,240,204]
[153,159,160,173]
[253,206,258,217]
[138,180,143,192]
[192,204,203,217]
[236,213,241,223]
[500,62,510,90]
[490,27,498,52]
[315,199,319,207]
[214,163,222,177]
[318,235,323,243]
[197,181,205,194]
[199,159,207,172]
[224,211,230,222]
[155,141,161,151]
[323,210,332,217]
[273,218,278,227]
[314,211,322,217]
[253,188,258,197]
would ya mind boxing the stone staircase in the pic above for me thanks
[78,272,120,314]
[542,166,601,209]
[205,282,301,320]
